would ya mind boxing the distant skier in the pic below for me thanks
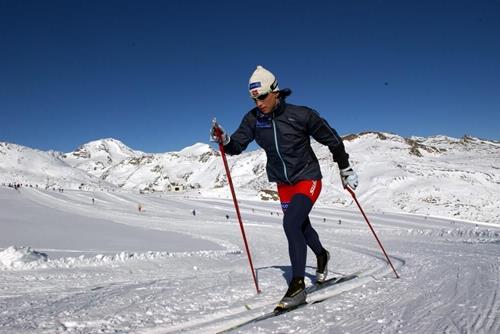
[210,66,358,312]
[192,209,196,216]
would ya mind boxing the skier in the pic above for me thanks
[210,65,358,312]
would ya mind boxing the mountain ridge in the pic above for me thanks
[1,132,499,223]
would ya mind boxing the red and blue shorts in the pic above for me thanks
[277,179,322,212]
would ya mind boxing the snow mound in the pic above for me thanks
[45,248,243,269]
[178,142,212,156]
[0,246,48,267]
[0,247,243,271]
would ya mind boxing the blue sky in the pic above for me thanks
[1,0,499,153]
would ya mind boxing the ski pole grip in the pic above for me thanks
[215,127,222,140]
[212,118,223,141]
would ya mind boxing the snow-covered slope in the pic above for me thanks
[0,142,108,190]
[1,133,499,223]
[334,133,500,223]
[0,187,499,333]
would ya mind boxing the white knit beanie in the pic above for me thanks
[248,65,279,98]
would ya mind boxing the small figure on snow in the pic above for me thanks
[210,66,358,312]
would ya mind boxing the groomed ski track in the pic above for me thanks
[0,188,498,333]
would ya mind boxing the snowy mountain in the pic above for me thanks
[99,143,225,192]
[0,133,499,223]
[0,142,110,190]
[333,133,500,224]
[61,138,143,178]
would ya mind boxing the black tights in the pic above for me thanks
[282,194,324,278]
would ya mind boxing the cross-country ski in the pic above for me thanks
[218,274,359,333]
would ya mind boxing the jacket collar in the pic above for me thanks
[273,100,286,117]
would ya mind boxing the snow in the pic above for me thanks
[0,246,47,267]
[2,133,499,223]
[0,142,106,191]
[177,143,212,157]
[0,185,499,333]
[0,133,499,332]
[62,138,144,178]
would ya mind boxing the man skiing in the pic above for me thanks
[210,65,358,312]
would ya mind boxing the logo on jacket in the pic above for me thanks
[256,114,272,128]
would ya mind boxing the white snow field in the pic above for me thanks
[0,186,499,334]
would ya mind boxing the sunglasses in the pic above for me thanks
[252,92,271,101]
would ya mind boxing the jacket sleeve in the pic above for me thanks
[223,112,256,155]
[307,109,350,169]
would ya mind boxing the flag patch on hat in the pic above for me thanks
[249,82,262,90]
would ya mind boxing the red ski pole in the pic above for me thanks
[213,119,261,293]
[345,186,400,278]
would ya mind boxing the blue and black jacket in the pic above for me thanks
[223,99,350,184]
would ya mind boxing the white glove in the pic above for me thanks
[340,166,358,190]
[210,119,230,145]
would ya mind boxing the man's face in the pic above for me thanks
[253,91,279,114]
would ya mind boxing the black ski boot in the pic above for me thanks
[316,249,330,283]
[274,277,306,313]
